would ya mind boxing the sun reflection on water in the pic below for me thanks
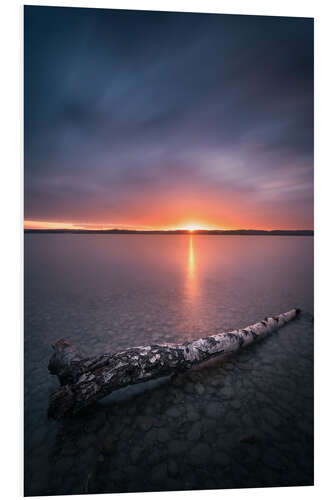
[186,235,198,299]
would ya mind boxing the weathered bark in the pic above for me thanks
[48,308,300,420]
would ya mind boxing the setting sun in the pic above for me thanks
[182,224,216,232]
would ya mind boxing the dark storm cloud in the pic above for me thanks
[24,6,313,227]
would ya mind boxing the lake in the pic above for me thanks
[24,235,314,495]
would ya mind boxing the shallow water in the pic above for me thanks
[24,235,313,495]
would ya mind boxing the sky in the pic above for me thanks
[24,7,313,230]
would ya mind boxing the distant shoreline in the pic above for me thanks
[24,229,314,236]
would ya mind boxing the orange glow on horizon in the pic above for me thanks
[24,220,88,230]
[24,219,231,231]
[24,218,311,232]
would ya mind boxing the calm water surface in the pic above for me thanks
[24,235,313,495]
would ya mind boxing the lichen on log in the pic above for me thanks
[48,308,300,420]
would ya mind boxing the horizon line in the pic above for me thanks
[24,228,314,235]
[23,219,313,233]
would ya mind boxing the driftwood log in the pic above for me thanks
[48,308,300,419]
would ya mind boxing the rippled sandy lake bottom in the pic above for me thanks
[24,235,313,495]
